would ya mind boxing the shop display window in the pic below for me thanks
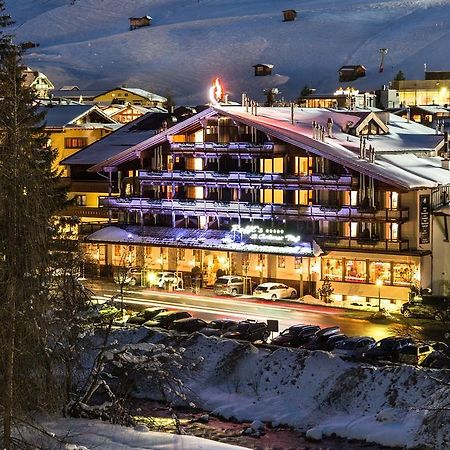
[393,263,418,286]
[323,258,343,281]
[345,260,366,283]
[369,261,391,284]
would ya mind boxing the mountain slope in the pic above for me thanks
[7,0,450,103]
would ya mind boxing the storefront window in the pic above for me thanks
[277,256,286,269]
[393,263,418,286]
[294,257,302,270]
[323,258,343,281]
[369,261,391,284]
[345,260,366,283]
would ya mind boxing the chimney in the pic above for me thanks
[290,103,294,124]
[241,92,246,106]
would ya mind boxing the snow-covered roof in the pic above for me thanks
[62,109,173,166]
[86,225,319,257]
[38,104,117,128]
[98,87,167,104]
[88,105,450,190]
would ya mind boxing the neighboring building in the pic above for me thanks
[61,108,187,226]
[253,64,274,76]
[376,86,400,109]
[393,105,450,130]
[391,71,450,106]
[23,67,54,98]
[300,88,376,109]
[101,103,160,124]
[78,105,450,307]
[129,16,152,30]
[40,104,120,176]
[93,87,167,108]
[338,65,367,82]
[51,89,105,103]
[282,10,297,22]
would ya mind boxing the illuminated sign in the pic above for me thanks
[231,224,301,244]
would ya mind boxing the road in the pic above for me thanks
[86,280,408,341]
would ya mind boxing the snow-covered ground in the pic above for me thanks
[33,418,248,449]
[7,0,450,103]
[73,327,450,450]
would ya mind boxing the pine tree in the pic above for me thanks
[394,70,406,81]
[0,2,68,446]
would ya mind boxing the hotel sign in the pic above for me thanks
[419,194,431,245]
[231,224,301,244]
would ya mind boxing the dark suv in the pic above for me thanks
[400,296,450,320]
[222,321,270,343]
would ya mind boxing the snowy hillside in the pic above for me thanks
[7,0,450,103]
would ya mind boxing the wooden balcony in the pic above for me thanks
[169,142,274,158]
[61,205,112,219]
[99,197,409,222]
[138,170,354,190]
[317,235,410,252]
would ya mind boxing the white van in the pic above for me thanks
[213,275,244,296]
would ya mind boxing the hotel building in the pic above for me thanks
[69,103,450,309]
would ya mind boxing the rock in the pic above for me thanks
[306,427,323,441]
[134,423,149,432]
[251,419,266,431]
[197,414,210,424]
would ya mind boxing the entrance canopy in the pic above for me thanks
[86,225,322,257]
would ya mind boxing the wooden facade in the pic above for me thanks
[129,16,152,30]
[282,10,297,22]
[338,65,367,82]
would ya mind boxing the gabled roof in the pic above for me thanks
[339,65,366,71]
[62,108,173,166]
[87,107,217,171]
[94,87,167,103]
[38,104,118,128]
[87,105,450,191]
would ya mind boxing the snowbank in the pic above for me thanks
[91,328,450,449]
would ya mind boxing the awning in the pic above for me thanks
[85,225,322,257]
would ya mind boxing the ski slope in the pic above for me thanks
[7,0,450,103]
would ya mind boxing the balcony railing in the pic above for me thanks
[137,170,354,190]
[99,197,409,222]
[317,235,410,251]
[61,205,112,219]
[170,141,274,158]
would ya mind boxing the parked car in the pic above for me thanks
[271,324,321,347]
[253,282,297,301]
[422,348,450,368]
[363,337,415,362]
[300,326,341,350]
[143,310,192,328]
[397,343,434,365]
[198,319,239,337]
[332,336,376,360]
[127,307,167,325]
[304,333,348,351]
[153,271,183,289]
[170,317,209,333]
[222,321,270,343]
[400,295,450,320]
[213,276,244,296]
[113,267,141,286]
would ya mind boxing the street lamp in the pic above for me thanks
[376,279,383,311]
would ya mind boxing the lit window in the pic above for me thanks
[294,257,302,270]
[65,137,88,149]
[345,260,366,283]
[178,248,186,261]
[75,194,86,206]
[323,258,343,281]
[393,263,418,286]
[277,256,286,269]
[369,261,391,284]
